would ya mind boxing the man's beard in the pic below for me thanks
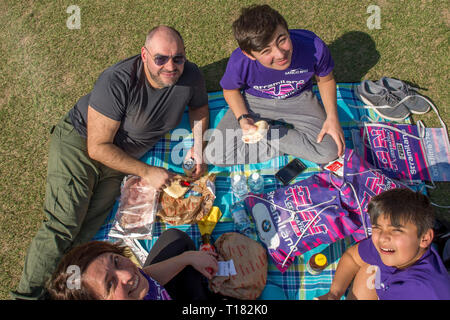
[147,62,180,88]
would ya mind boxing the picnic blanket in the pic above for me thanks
[92,83,415,300]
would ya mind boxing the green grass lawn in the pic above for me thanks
[0,0,449,299]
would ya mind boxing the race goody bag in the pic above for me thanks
[338,148,403,241]
[353,122,450,184]
[244,148,401,272]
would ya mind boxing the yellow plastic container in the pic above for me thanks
[197,206,222,236]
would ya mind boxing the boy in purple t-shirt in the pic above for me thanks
[318,188,450,300]
[204,4,344,166]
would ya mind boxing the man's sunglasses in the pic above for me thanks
[145,47,186,66]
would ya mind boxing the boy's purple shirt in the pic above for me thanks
[358,237,450,300]
[220,29,334,99]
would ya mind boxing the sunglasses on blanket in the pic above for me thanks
[145,47,186,66]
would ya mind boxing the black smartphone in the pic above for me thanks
[275,158,307,185]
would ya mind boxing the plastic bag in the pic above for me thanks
[109,175,159,239]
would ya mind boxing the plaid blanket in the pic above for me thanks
[93,83,410,300]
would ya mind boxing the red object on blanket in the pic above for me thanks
[180,180,191,187]
[199,234,216,276]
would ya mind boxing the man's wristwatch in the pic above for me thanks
[237,113,253,123]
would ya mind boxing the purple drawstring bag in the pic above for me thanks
[244,170,361,273]
[338,148,403,242]
[244,148,402,273]
[358,122,450,183]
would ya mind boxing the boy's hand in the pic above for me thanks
[239,117,258,136]
[316,291,341,300]
[317,117,345,157]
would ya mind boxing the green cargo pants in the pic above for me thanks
[11,113,124,299]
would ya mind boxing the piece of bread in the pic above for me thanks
[242,120,269,144]
[163,180,190,198]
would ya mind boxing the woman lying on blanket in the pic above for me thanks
[46,229,218,300]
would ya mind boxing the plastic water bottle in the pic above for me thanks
[230,201,257,240]
[231,174,248,200]
[247,172,264,194]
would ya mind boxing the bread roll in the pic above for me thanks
[163,180,190,198]
[242,120,269,144]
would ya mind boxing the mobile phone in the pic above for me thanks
[275,158,307,185]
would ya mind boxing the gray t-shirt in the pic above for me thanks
[69,54,208,158]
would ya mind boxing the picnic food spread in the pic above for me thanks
[157,174,217,226]
[104,80,450,300]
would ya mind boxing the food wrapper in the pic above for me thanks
[209,232,267,300]
[157,173,216,225]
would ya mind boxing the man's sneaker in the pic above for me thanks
[355,80,411,121]
[377,77,431,114]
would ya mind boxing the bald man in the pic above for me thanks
[12,26,209,300]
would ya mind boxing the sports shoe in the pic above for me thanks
[355,80,411,121]
[377,77,431,114]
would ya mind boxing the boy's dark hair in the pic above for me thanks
[232,4,288,54]
[368,188,434,237]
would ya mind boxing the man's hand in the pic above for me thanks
[317,117,345,157]
[142,166,176,191]
[188,104,209,178]
[185,146,206,179]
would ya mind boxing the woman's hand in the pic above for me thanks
[183,250,219,279]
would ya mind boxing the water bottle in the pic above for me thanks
[247,172,264,194]
[230,201,257,240]
[182,157,196,177]
[231,174,248,200]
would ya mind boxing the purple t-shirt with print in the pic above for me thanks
[358,237,450,300]
[220,29,334,99]
[139,269,171,300]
